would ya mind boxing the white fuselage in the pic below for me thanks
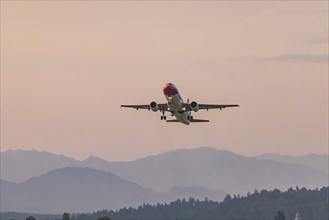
[164,93,190,125]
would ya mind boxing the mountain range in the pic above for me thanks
[253,153,328,174]
[1,167,226,213]
[1,148,327,186]
[1,147,328,213]
[108,147,327,194]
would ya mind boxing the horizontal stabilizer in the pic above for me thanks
[166,120,180,122]
[190,119,209,122]
[166,119,209,123]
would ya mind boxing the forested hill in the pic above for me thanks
[73,187,328,220]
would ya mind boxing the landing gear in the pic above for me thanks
[188,111,193,121]
[160,110,166,120]
[160,115,167,120]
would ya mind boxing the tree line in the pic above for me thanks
[10,187,329,220]
[72,187,328,220]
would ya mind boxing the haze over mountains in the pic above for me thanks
[108,148,327,194]
[2,167,227,213]
[1,147,328,213]
[1,147,327,184]
[253,153,328,174]
[1,167,156,213]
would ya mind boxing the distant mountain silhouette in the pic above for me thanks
[0,179,17,196]
[253,153,328,174]
[0,167,226,213]
[108,147,328,194]
[1,167,156,213]
[0,150,113,183]
[1,148,327,196]
[0,150,80,183]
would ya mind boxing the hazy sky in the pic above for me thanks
[1,1,328,161]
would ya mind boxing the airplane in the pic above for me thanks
[121,83,239,125]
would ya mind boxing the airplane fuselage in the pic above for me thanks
[163,83,190,125]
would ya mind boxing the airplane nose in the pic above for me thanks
[163,83,178,96]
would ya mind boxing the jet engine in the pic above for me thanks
[190,101,199,112]
[150,101,159,112]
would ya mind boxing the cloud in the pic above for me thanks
[311,37,329,44]
[264,54,328,63]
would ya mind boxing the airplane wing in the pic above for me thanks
[121,104,169,111]
[198,104,239,110]
[182,103,239,111]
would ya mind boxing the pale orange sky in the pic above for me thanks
[1,1,328,161]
